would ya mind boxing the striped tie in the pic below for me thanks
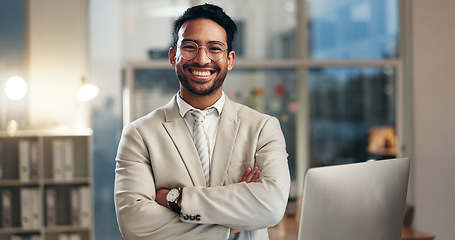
[191,109,210,186]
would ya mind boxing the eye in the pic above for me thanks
[181,43,197,52]
[208,44,224,52]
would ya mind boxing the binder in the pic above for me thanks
[52,140,65,180]
[52,139,74,180]
[70,187,80,225]
[68,233,81,240]
[63,139,74,180]
[18,140,30,181]
[57,233,81,240]
[29,188,41,229]
[45,187,57,226]
[79,186,91,227]
[20,188,32,229]
[1,189,12,228]
[30,141,39,180]
[58,233,69,240]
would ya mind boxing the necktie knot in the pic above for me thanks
[191,109,206,122]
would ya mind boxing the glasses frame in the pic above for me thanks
[178,40,228,61]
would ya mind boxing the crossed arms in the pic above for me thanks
[114,112,290,239]
[155,166,261,235]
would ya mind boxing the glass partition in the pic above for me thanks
[308,67,397,167]
[191,0,298,59]
[307,0,399,60]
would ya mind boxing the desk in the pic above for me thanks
[268,216,435,240]
[402,226,435,240]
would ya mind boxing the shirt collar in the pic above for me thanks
[177,91,225,117]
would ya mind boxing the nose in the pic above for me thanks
[193,46,211,65]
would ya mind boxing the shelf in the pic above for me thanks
[0,180,40,187]
[43,178,91,186]
[0,132,93,240]
[0,227,39,235]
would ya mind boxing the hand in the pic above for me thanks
[230,228,242,234]
[230,166,261,235]
[240,166,261,183]
[156,188,170,209]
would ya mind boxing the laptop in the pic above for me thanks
[297,158,410,240]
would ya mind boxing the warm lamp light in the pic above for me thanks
[2,76,27,134]
[77,77,99,101]
[5,76,27,100]
[367,126,397,157]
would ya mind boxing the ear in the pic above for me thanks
[227,50,236,71]
[169,47,177,67]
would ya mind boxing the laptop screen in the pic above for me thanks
[298,158,410,240]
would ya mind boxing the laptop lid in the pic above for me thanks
[297,158,410,240]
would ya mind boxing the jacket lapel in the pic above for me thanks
[210,98,240,186]
[162,95,207,186]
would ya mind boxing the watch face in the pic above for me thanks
[166,188,180,202]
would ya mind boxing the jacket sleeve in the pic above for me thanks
[114,123,230,240]
[179,117,291,230]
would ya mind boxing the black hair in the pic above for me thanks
[172,3,237,52]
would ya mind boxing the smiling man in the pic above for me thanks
[114,4,290,240]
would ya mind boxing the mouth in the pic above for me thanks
[188,67,218,81]
[191,69,212,77]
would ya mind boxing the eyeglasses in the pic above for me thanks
[178,41,227,61]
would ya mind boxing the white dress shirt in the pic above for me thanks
[176,92,225,167]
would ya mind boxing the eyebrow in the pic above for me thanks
[181,39,226,47]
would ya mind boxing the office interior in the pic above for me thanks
[0,0,454,239]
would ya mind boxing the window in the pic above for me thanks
[308,67,397,167]
[306,0,400,167]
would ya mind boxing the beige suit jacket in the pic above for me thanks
[115,94,290,240]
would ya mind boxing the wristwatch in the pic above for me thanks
[166,188,182,213]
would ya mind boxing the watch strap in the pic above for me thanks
[169,201,181,213]
[168,188,182,214]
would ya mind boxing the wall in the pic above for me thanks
[412,1,455,239]
[27,0,89,129]
[0,0,26,130]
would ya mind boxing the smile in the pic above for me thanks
[191,70,212,77]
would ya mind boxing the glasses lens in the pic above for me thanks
[179,41,227,61]
[206,43,226,61]
[180,41,198,60]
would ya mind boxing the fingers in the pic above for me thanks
[250,167,260,182]
[241,166,260,183]
[155,189,170,208]
[240,167,252,182]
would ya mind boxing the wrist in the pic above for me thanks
[166,187,182,213]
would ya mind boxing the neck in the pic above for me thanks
[180,89,222,110]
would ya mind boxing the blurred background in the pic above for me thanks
[0,0,454,239]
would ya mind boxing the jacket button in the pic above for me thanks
[190,215,195,220]
[183,215,189,220]
[195,215,201,221]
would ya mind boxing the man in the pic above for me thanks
[114,3,290,240]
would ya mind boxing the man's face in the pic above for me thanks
[169,18,235,97]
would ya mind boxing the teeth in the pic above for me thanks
[192,70,211,77]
